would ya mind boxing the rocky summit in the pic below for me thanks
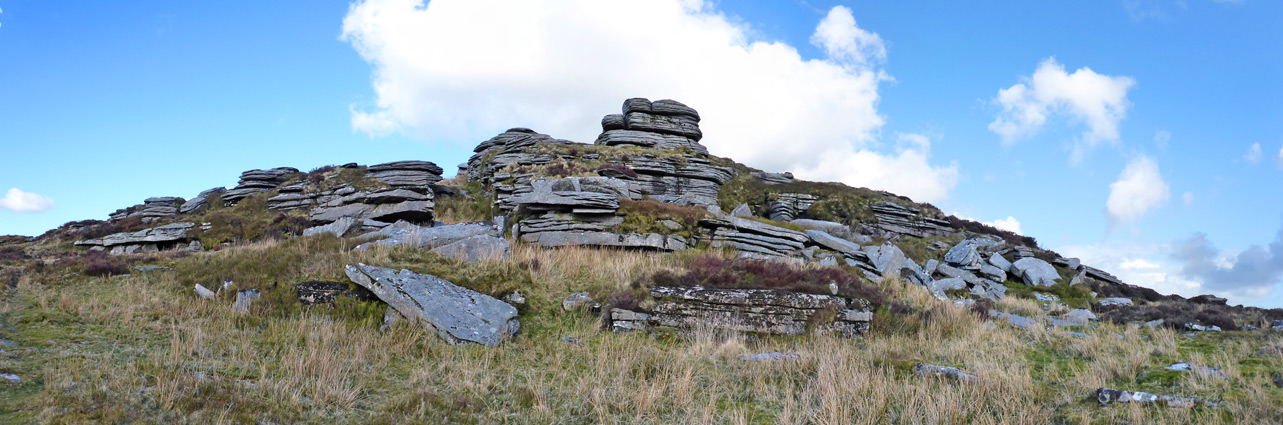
[2,97,1281,424]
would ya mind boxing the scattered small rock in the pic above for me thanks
[913,363,978,382]
[562,337,584,347]
[1060,308,1098,325]
[505,291,526,305]
[1098,297,1133,307]
[1095,388,1216,408]
[1272,320,1282,331]
[740,352,801,362]
[1034,293,1060,303]
[1183,323,1222,332]
[1164,362,1224,377]
[0,339,16,346]
[562,292,599,312]
[1,373,19,383]
[194,284,216,299]
[233,289,260,313]
[134,265,172,273]
[989,310,1038,329]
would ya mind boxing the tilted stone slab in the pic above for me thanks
[344,264,519,346]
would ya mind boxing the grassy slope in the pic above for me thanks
[1,232,1281,424]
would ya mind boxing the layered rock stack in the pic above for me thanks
[610,286,873,337]
[75,222,197,254]
[222,167,300,205]
[140,197,185,223]
[366,161,444,188]
[767,193,817,222]
[751,171,794,185]
[596,98,707,154]
[305,161,443,229]
[108,205,143,222]
[512,177,689,251]
[868,201,954,239]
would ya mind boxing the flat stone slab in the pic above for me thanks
[345,264,519,346]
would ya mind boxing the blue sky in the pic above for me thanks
[2,0,1281,306]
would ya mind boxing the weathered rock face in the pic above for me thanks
[1010,258,1061,287]
[430,234,512,263]
[610,286,872,337]
[750,171,794,185]
[767,193,817,222]
[75,222,196,254]
[366,161,444,188]
[869,202,954,239]
[179,187,226,214]
[258,161,444,229]
[596,98,706,154]
[141,197,185,223]
[356,220,501,250]
[700,216,808,259]
[223,167,299,205]
[344,264,519,346]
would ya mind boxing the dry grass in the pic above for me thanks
[1,235,1281,424]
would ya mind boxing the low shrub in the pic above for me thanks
[0,246,28,261]
[644,254,886,307]
[82,252,127,277]
[307,165,337,184]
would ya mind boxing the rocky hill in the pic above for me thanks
[1,98,1281,423]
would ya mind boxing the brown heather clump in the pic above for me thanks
[647,254,886,306]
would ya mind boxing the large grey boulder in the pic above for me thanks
[303,216,361,238]
[730,203,753,218]
[1061,309,1097,325]
[988,310,1038,329]
[988,253,1012,271]
[865,242,906,280]
[344,264,519,346]
[431,235,511,263]
[944,240,984,269]
[1010,258,1061,287]
[805,230,862,257]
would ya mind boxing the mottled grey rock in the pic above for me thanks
[624,286,872,337]
[595,129,706,154]
[1183,323,1222,332]
[989,310,1038,329]
[944,240,984,269]
[805,230,862,257]
[1273,320,1283,330]
[1034,293,1060,303]
[504,291,526,305]
[357,221,499,250]
[730,203,753,217]
[77,222,195,253]
[750,171,793,185]
[914,363,978,382]
[1095,388,1215,408]
[979,263,1006,282]
[303,216,361,238]
[868,202,954,239]
[521,231,688,252]
[134,265,172,273]
[1061,309,1097,325]
[195,284,216,299]
[562,292,599,312]
[1,373,19,383]
[431,235,511,263]
[1098,297,1133,307]
[767,193,817,222]
[988,253,1012,271]
[510,191,619,213]
[740,352,801,362]
[867,242,906,280]
[1164,362,1224,377]
[1010,258,1061,287]
[932,277,967,293]
[345,264,519,346]
[233,289,260,313]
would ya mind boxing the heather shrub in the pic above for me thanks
[594,163,638,178]
[307,165,337,184]
[0,246,28,261]
[645,254,885,307]
[82,251,127,277]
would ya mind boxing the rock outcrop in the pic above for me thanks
[75,222,196,254]
[700,216,808,259]
[140,197,185,223]
[223,167,299,205]
[1010,258,1061,287]
[767,193,817,222]
[610,286,872,337]
[179,187,226,214]
[596,98,706,154]
[868,202,954,239]
[344,264,519,346]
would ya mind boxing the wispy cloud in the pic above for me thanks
[1106,156,1169,225]
[0,188,56,213]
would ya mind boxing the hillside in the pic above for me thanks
[1,98,1281,424]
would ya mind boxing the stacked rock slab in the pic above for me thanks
[610,286,872,337]
[140,197,185,223]
[869,202,954,239]
[75,222,196,254]
[699,215,809,259]
[512,178,689,251]
[108,205,143,222]
[767,193,817,222]
[247,161,443,230]
[596,98,707,154]
[222,167,299,205]
[751,171,794,185]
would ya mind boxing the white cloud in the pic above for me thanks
[1182,191,1194,207]
[1106,155,1169,224]
[341,0,959,202]
[1119,258,1160,270]
[1154,130,1170,150]
[1276,145,1283,168]
[0,188,56,213]
[1058,242,1204,299]
[1245,142,1262,163]
[810,6,885,68]
[988,58,1136,162]
[986,216,1022,235]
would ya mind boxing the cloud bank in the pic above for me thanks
[341,0,958,202]
[1106,156,1169,224]
[989,58,1135,162]
[1172,229,1283,298]
[0,188,56,213]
